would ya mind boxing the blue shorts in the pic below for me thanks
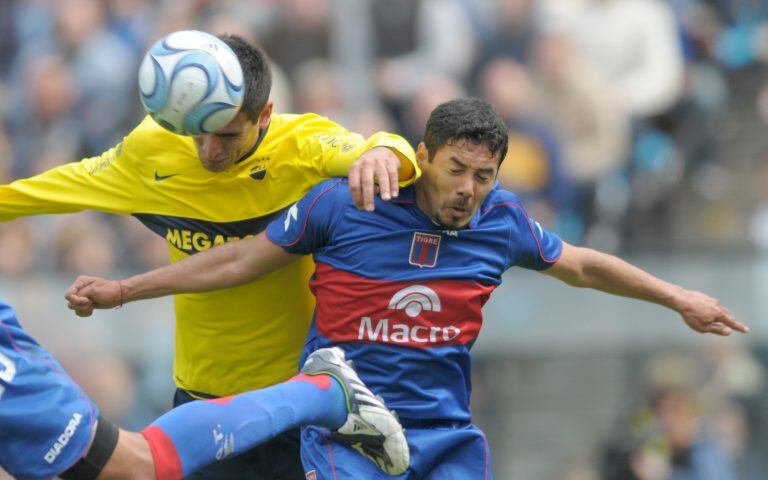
[300,422,492,480]
[0,303,98,479]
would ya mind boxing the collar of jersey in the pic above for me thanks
[391,182,500,230]
[235,120,270,164]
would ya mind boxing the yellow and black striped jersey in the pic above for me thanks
[0,113,419,396]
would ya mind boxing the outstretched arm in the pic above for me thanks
[542,242,749,336]
[65,232,299,316]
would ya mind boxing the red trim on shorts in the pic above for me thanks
[321,429,339,480]
[288,373,333,390]
[141,425,183,480]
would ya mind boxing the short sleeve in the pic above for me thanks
[266,179,346,255]
[510,205,563,271]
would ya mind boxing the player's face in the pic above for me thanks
[415,140,499,229]
[193,101,273,172]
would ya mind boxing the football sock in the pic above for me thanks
[140,373,347,480]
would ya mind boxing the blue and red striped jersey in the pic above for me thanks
[266,179,562,422]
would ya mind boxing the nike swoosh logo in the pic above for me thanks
[154,170,179,181]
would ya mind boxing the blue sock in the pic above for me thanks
[141,374,347,479]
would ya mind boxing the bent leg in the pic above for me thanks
[142,374,346,480]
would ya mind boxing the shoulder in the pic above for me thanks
[266,112,342,153]
[271,112,349,140]
[304,178,351,204]
[270,112,328,130]
[479,186,527,221]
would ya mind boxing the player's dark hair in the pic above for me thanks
[423,98,509,165]
[219,34,272,121]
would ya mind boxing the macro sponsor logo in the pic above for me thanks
[44,412,83,464]
[166,228,253,252]
[357,285,461,344]
[358,316,460,344]
[387,285,441,317]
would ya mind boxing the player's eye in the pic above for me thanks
[475,174,490,183]
[216,133,242,140]
[449,169,463,175]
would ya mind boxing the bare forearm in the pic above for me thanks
[567,249,683,308]
[65,234,300,316]
[117,233,299,305]
[546,245,684,310]
[544,243,748,335]
[120,241,249,303]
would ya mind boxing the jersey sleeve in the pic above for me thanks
[265,179,346,255]
[509,203,563,271]
[0,303,98,479]
[294,116,420,186]
[0,128,142,221]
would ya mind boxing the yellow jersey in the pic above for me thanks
[0,113,418,396]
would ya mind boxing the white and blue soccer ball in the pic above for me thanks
[138,30,244,135]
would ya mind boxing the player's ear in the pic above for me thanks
[416,143,428,168]
[257,100,273,129]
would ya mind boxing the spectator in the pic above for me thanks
[542,0,685,119]
[478,57,576,230]
[373,0,475,110]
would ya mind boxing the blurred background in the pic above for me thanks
[0,0,767,478]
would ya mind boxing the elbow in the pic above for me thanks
[559,246,600,288]
[561,270,590,289]
[226,258,256,288]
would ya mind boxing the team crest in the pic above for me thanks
[249,164,267,180]
[409,232,441,268]
[305,470,317,480]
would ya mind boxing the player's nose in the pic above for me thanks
[201,136,223,159]
[456,174,475,198]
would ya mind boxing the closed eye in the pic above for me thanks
[216,133,242,140]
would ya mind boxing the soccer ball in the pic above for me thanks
[138,30,244,136]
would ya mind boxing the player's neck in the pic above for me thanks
[413,182,441,227]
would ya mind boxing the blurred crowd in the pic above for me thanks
[597,342,768,480]
[1,0,768,275]
[465,336,768,480]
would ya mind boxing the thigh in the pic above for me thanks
[301,426,408,480]
[0,316,97,479]
[300,425,492,480]
[416,426,492,480]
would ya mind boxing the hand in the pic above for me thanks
[65,276,123,317]
[674,289,749,336]
[348,146,401,211]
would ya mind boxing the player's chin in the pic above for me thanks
[202,159,233,172]
[437,213,471,229]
